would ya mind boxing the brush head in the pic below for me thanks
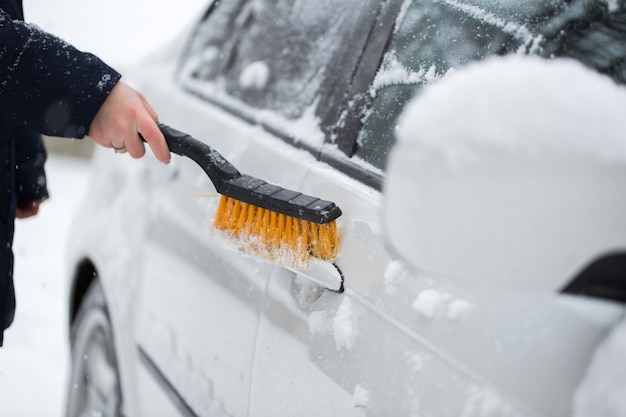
[214,196,339,268]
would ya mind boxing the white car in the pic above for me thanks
[64,1,626,416]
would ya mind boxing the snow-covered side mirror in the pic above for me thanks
[383,56,626,292]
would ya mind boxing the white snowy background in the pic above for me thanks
[0,0,208,415]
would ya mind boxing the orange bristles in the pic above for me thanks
[213,195,339,268]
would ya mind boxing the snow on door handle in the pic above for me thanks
[286,259,344,293]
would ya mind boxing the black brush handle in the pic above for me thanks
[158,122,240,190]
[157,123,342,224]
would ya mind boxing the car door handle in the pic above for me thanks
[285,259,344,292]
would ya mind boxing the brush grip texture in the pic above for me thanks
[158,123,240,189]
[221,175,342,224]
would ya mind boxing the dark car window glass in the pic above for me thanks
[539,1,626,84]
[355,0,626,172]
[355,0,528,170]
[181,0,365,129]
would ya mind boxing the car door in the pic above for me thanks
[130,0,379,415]
[128,3,301,415]
[247,1,626,416]
[131,79,274,416]
[245,1,523,414]
[241,0,482,414]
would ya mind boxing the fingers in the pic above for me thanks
[124,132,146,159]
[15,205,38,219]
[88,81,171,164]
[16,198,46,219]
[138,114,170,164]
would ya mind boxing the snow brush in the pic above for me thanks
[158,123,341,268]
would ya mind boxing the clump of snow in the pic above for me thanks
[573,316,626,417]
[309,298,359,350]
[447,298,473,320]
[353,384,371,409]
[383,259,405,296]
[308,310,329,335]
[604,0,620,12]
[239,61,270,91]
[393,0,413,34]
[461,386,520,417]
[209,226,311,270]
[412,289,473,320]
[371,51,439,93]
[406,351,425,373]
[412,289,446,319]
[333,298,357,351]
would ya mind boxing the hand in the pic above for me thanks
[16,198,46,219]
[88,81,171,164]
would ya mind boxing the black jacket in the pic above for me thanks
[0,0,121,344]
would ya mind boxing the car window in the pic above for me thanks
[354,0,531,170]
[180,0,368,145]
[354,0,626,171]
[179,0,626,186]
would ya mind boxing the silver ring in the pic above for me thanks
[112,145,127,154]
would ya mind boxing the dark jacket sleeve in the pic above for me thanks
[0,8,121,138]
[14,125,49,207]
